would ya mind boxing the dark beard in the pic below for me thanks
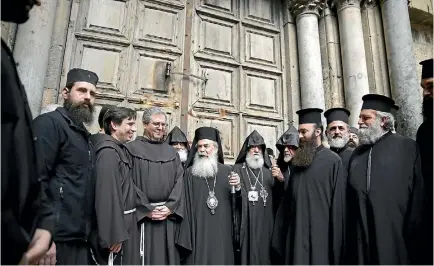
[63,99,95,126]
[291,136,317,168]
[422,96,433,121]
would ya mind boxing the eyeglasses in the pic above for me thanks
[150,122,166,128]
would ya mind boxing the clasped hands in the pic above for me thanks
[149,205,172,221]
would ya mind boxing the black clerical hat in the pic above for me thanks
[420,58,433,79]
[66,68,99,86]
[324,107,350,125]
[350,126,358,134]
[296,108,323,124]
[361,94,395,113]
[194,127,220,142]
[184,126,225,168]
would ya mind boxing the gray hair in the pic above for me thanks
[142,107,167,124]
[40,104,61,115]
[377,111,395,132]
[195,140,219,149]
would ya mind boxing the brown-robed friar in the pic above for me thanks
[90,107,141,265]
[125,107,186,265]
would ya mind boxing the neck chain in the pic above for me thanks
[205,175,218,214]
[245,163,269,207]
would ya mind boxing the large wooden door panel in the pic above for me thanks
[188,0,286,162]
[61,0,187,136]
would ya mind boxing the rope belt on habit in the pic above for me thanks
[140,202,167,265]
[124,208,136,214]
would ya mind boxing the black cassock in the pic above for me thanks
[90,134,140,265]
[272,145,346,265]
[416,118,433,265]
[330,146,353,172]
[177,163,238,265]
[345,132,426,265]
[126,137,185,265]
[232,130,276,265]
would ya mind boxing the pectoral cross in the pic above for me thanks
[260,187,268,207]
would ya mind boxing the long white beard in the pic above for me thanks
[245,153,264,169]
[178,150,188,163]
[191,151,218,178]
[283,155,292,163]
[327,134,349,149]
[359,119,384,145]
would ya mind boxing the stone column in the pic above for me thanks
[319,3,344,109]
[289,0,327,110]
[381,0,422,139]
[333,0,370,127]
[13,0,58,118]
[361,0,390,97]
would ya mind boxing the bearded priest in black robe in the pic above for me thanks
[232,130,279,265]
[324,107,354,171]
[272,108,346,265]
[347,126,359,148]
[90,107,140,265]
[165,126,190,168]
[177,127,242,264]
[345,94,426,265]
[125,107,186,265]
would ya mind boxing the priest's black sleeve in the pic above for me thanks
[404,147,426,264]
[95,148,129,248]
[33,115,59,235]
[330,159,346,265]
[165,156,185,219]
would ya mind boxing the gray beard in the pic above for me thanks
[245,153,264,169]
[191,151,218,178]
[178,150,188,163]
[327,135,349,149]
[359,119,385,145]
[283,155,292,163]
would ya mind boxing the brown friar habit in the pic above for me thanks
[177,127,240,264]
[272,145,346,265]
[89,134,140,265]
[232,130,276,265]
[126,136,185,265]
[345,132,426,264]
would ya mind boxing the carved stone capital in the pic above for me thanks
[331,0,362,11]
[288,0,327,18]
[361,0,378,8]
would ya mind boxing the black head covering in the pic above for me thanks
[266,148,274,158]
[349,126,359,134]
[234,130,272,168]
[296,108,323,124]
[66,68,99,86]
[165,126,190,152]
[324,107,350,125]
[420,58,433,79]
[361,94,395,113]
[184,127,224,169]
[276,125,299,150]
